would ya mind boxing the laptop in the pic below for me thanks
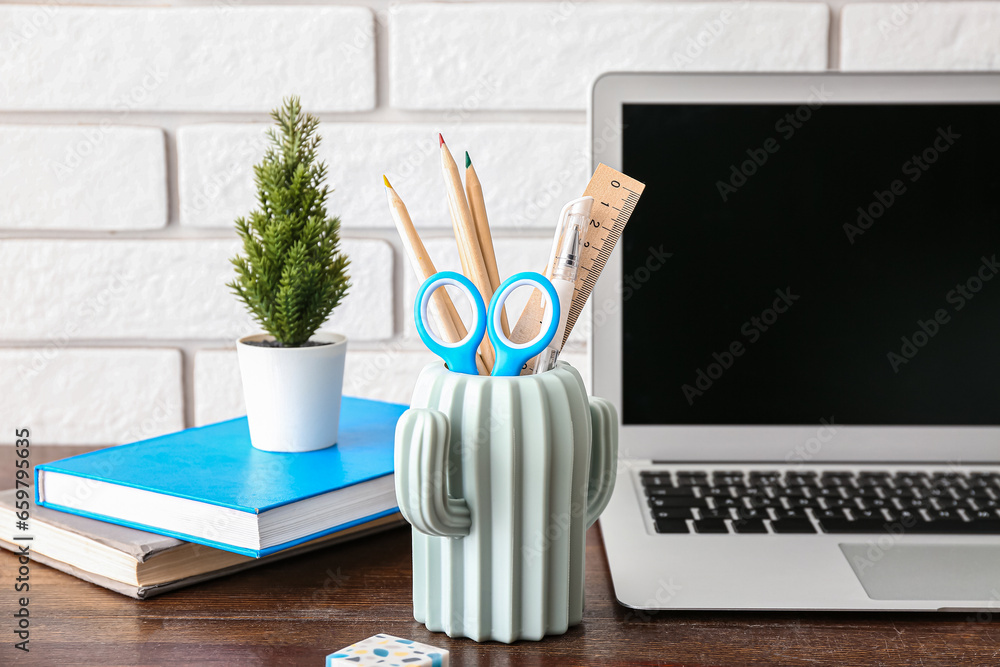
[591,72,1000,611]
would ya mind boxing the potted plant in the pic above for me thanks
[228,97,350,453]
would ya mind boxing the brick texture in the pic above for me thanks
[0,6,375,111]
[178,123,587,230]
[0,125,166,230]
[0,239,393,342]
[842,3,1000,70]
[0,348,183,445]
[390,3,829,110]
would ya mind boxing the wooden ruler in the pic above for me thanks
[510,163,645,374]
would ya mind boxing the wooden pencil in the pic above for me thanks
[464,151,509,337]
[439,134,496,372]
[383,175,488,375]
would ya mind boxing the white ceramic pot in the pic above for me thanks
[236,331,347,452]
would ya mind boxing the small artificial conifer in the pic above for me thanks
[228,97,350,347]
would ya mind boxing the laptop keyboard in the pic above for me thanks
[642,468,1000,535]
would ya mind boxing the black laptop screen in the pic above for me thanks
[621,103,1000,426]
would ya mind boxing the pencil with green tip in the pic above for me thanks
[465,151,509,337]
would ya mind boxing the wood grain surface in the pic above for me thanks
[2,446,998,666]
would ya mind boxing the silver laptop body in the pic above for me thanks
[591,73,1000,611]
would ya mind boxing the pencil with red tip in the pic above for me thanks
[439,133,496,372]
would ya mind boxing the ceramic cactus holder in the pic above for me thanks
[394,361,618,643]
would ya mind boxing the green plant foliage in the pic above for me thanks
[228,97,350,347]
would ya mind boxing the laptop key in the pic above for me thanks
[693,519,729,534]
[770,518,817,534]
[819,518,890,533]
[645,487,696,497]
[784,497,822,509]
[732,519,768,533]
[639,473,674,486]
[906,520,1000,534]
[698,509,732,520]
[654,518,690,534]
[650,497,708,508]
[655,508,694,519]
[775,508,807,519]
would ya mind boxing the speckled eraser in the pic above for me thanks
[326,634,448,666]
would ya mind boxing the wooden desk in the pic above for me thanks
[2,447,997,666]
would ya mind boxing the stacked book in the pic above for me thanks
[0,397,407,599]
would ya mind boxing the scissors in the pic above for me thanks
[414,271,560,376]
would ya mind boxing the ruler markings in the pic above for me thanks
[509,163,646,373]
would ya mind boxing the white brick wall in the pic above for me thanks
[0,6,375,111]
[177,123,587,230]
[0,348,183,445]
[841,3,1000,70]
[3,0,996,445]
[390,3,830,110]
[0,126,166,230]
[0,239,392,342]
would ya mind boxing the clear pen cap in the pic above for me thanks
[547,196,593,281]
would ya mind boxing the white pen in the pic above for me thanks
[534,196,594,374]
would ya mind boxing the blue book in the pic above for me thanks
[36,397,407,558]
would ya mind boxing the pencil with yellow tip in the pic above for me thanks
[438,133,496,372]
[383,174,487,375]
[464,151,509,337]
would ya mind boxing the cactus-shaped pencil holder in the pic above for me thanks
[394,361,618,643]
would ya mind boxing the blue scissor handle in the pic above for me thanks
[488,272,560,377]
[414,271,486,376]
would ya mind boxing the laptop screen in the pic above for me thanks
[621,103,1000,426]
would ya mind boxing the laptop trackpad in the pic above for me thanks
[840,543,1000,601]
